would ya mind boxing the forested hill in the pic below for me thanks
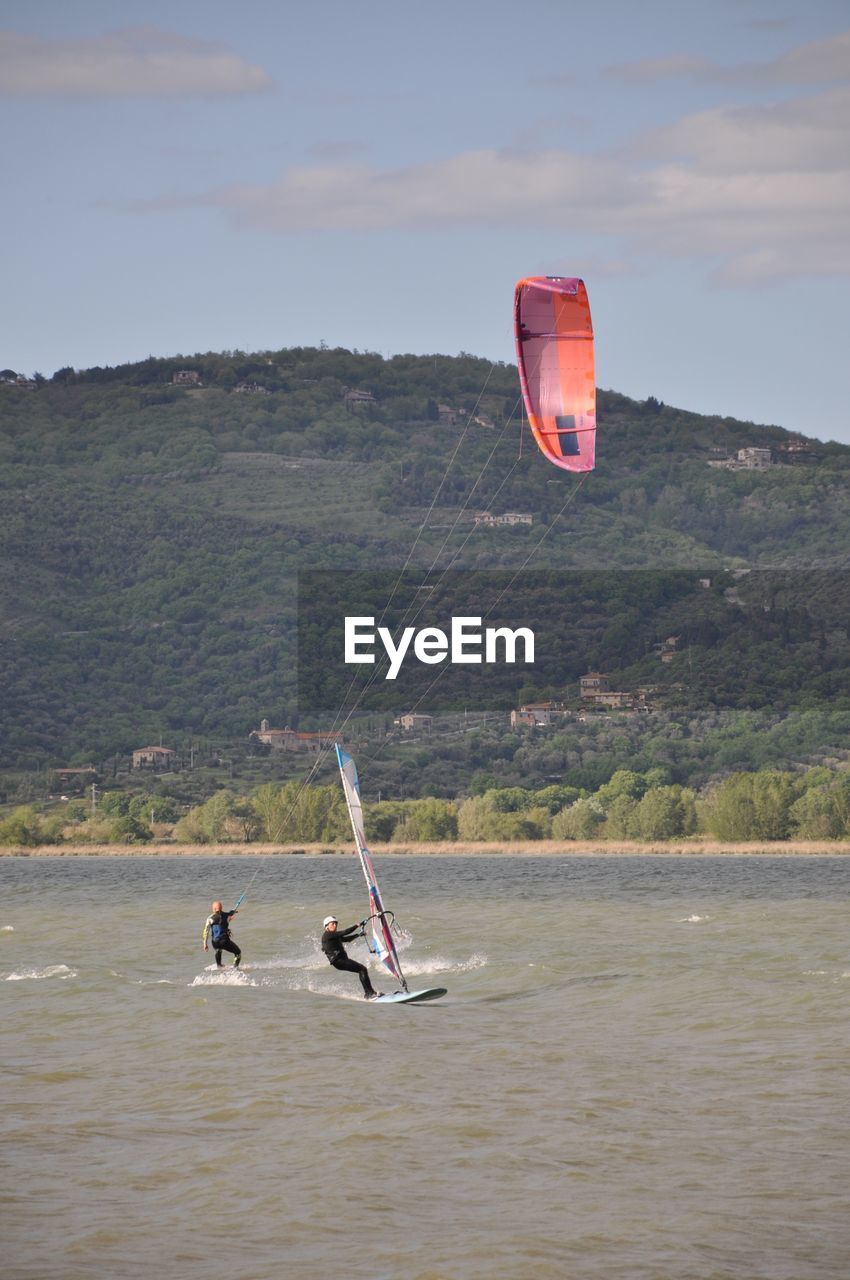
[1,345,848,768]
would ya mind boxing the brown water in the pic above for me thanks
[3,855,849,1279]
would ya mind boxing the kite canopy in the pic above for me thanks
[514,276,596,472]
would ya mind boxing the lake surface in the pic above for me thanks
[3,854,849,1279]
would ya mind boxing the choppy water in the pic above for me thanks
[3,854,849,1280]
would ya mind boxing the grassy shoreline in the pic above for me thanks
[4,840,850,858]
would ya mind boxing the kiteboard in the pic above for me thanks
[336,746,448,1006]
[373,987,447,1005]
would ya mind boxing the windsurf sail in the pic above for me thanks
[336,745,407,991]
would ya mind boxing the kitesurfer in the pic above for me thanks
[321,915,378,999]
[203,900,242,968]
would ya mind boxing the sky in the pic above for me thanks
[3,0,850,443]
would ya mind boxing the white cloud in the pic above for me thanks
[169,149,622,233]
[152,88,847,282]
[607,28,850,87]
[641,87,850,174]
[126,28,850,286]
[761,28,850,84]
[0,26,272,96]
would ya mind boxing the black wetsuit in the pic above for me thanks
[321,924,375,997]
[210,910,241,967]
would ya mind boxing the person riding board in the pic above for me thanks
[321,915,379,999]
[203,900,241,968]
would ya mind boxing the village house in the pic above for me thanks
[394,713,433,733]
[576,673,639,712]
[132,746,176,770]
[654,635,681,663]
[773,439,818,465]
[343,388,376,409]
[510,701,569,728]
[52,766,98,794]
[233,381,271,396]
[592,691,635,710]
[251,720,342,754]
[708,446,772,471]
[473,512,533,527]
[437,404,463,425]
[172,370,202,386]
[510,710,538,728]
[737,447,772,470]
[580,672,609,698]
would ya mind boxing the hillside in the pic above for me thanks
[0,346,848,779]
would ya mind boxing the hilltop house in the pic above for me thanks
[708,446,772,471]
[52,765,98,794]
[251,720,342,754]
[473,512,533,527]
[344,388,376,410]
[510,701,569,728]
[654,636,681,663]
[580,673,609,698]
[438,404,463,424]
[132,746,176,770]
[394,713,433,732]
[234,381,271,396]
[773,439,818,464]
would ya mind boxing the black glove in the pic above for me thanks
[359,919,367,928]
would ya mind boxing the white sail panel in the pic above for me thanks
[336,746,406,987]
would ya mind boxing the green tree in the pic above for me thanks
[595,770,647,811]
[365,800,409,841]
[703,771,799,840]
[552,798,604,840]
[456,795,493,841]
[231,797,262,841]
[633,785,697,840]
[173,809,208,843]
[789,786,843,839]
[198,791,234,842]
[110,813,153,842]
[0,805,46,845]
[252,782,290,842]
[394,797,458,842]
[129,793,180,824]
[99,790,130,816]
[603,794,639,840]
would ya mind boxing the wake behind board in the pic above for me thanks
[374,986,447,1005]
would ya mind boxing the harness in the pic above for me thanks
[210,912,230,944]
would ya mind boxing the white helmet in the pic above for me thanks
[323,915,337,927]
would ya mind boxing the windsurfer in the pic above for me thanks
[203,900,242,967]
[321,915,378,998]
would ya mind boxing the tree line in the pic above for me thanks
[3,767,849,846]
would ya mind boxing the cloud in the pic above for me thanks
[606,53,715,83]
[305,141,369,162]
[142,149,623,232]
[739,18,793,32]
[128,42,850,285]
[606,28,850,86]
[0,26,272,96]
[641,86,850,174]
